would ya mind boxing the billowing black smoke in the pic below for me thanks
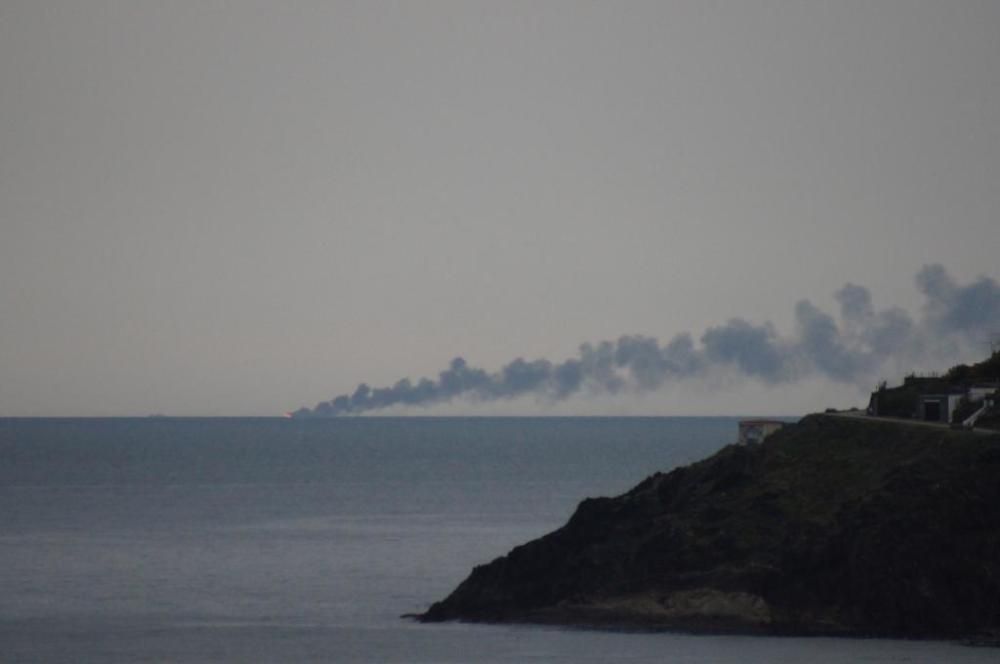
[292,265,1000,417]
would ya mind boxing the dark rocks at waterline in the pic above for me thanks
[418,415,1000,639]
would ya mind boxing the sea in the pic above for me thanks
[0,416,993,663]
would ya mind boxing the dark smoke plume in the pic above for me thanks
[292,265,1000,416]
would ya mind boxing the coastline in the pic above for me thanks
[416,414,1000,641]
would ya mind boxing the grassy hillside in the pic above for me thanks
[421,415,1000,638]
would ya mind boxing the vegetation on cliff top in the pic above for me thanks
[872,351,1000,422]
[420,415,1000,638]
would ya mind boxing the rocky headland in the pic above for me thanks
[418,414,1000,639]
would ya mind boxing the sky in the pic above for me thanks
[1,1,998,417]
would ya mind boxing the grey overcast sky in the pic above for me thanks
[1,1,998,416]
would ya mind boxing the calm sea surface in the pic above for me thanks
[0,417,992,663]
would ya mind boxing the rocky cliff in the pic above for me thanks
[419,415,1000,638]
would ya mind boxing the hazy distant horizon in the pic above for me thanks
[2,1,998,416]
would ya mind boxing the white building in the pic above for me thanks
[737,419,785,445]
